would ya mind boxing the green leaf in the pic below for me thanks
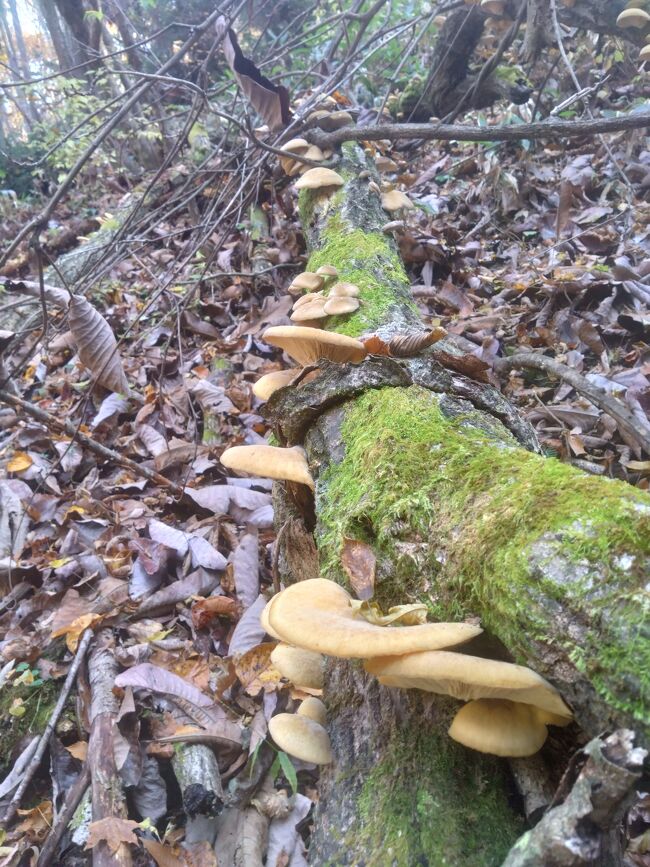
[277,751,298,796]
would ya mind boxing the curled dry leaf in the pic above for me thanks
[389,327,447,358]
[68,294,130,394]
[432,349,490,383]
[234,641,283,696]
[350,599,428,625]
[51,612,103,651]
[216,16,291,131]
[341,538,376,601]
[191,594,240,630]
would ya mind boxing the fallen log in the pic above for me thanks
[264,144,650,865]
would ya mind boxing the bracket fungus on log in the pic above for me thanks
[270,643,325,690]
[365,651,573,721]
[266,578,482,658]
[295,168,344,191]
[220,444,315,490]
[269,713,333,764]
[262,326,367,366]
[448,699,562,758]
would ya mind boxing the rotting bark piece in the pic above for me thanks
[267,578,482,657]
[88,631,133,867]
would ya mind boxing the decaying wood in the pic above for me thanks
[503,729,646,866]
[267,144,650,865]
[88,631,132,867]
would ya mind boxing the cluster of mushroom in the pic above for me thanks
[267,643,332,763]
[260,579,573,761]
[251,325,367,402]
[617,3,650,60]
[290,267,361,323]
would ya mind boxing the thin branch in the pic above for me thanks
[309,112,650,147]
[36,765,91,867]
[0,388,184,495]
[493,352,650,455]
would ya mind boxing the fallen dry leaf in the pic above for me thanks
[234,641,282,696]
[86,816,140,853]
[51,612,104,651]
[341,538,376,601]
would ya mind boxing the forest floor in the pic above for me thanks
[0,92,649,864]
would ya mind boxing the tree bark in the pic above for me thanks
[265,144,650,865]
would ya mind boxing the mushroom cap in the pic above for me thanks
[297,696,327,726]
[641,43,650,61]
[302,144,326,163]
[291,298,328,322]
[220,444,314,490]
[310,110,354,131]
[330,282,360,297]
[271,643,325,689]
[323,296,360,316]
[289,272,325,292]
[448,699,548,757]
[617,7,650,26]
[375,156,398,173]
[281,138,310,153]
[381,189,414,211]
[268,713,332,764]
[316,265,338,277]
[293,291,325,309]
[262,326,367,366]
[253,369,296,401]
[364,651,572,720]
[267,578,482,658]
[480,0,504,13]
[295,168,345,190]
[260,598,283,640]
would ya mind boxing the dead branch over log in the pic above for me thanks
[309,112,650,148]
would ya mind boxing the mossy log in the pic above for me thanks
[265,145,650,866]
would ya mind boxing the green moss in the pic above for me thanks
[316,386,650,727]
[298,176,418,337]
[353,727,523,866]
[0,680,62,772]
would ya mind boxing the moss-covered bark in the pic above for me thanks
[272,144,649,866]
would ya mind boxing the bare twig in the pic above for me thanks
[1,629,94,828]
[36,765,91,867]
[309,112,650,148]
[493,352,650,455]
[0,388,184,495]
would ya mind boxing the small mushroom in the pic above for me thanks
[368,181,381,195]
[480,0,505,14]
[268,713,332,764]
[262,326,367,366]
[220,444,314,490]
[295,168,345,190]
[381,189,415,212]
[267,578,483,658]
[288,273,325,293]
[323,296,360,316]
[308,110,354,132]
[293,291,325,309]
[253,369,296,401]
[297,697,327,726]
[641,43,650,61]
[279,138,310,176]
[448,699,550,757]
[364,651,572,720]
[271,643,324,689]
[329,282,360,297]
[616,7,650,26]
[315,264,338,278]
[375,156,398,173]
[291,297,328,322]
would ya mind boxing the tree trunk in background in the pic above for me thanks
[35,0,77,71]
[265,144,650,865]
[53,0,102,67]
